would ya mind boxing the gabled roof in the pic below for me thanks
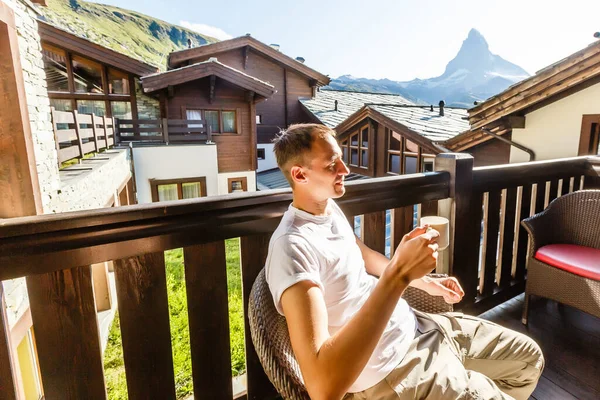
[334,103,468,153]
[468,39,600,130]
[300,89,413,128]
[168,35,330,86]
[141,58,276,99]
[38,20,158,76]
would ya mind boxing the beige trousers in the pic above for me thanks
[345,311,544,400]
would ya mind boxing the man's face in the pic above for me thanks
[300,134,350,199]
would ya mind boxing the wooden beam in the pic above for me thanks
[243,45,249,70]
[114,253,176,400]
[0,283,18,400]
[506,115,525,129]
[26,266,107,399]
[0,6,43,218]
[183,242,233,399]
[209,75,216,104]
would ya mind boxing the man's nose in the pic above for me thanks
[338,160,350,175]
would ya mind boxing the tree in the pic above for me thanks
[149,21,162,39]
[69,0,80,10]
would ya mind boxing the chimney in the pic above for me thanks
[295,56,305,64]
[270,43,280,51]
[187,38,193,49]
[438,100,445,116]
[334,100,338,111]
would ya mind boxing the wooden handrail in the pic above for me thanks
[0,172,449,280]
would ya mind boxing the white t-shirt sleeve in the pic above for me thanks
[266,235,324,315]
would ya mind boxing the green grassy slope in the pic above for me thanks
[41,0,219,70]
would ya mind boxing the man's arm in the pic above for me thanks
[356,234,464,302]
[281,228,439,399]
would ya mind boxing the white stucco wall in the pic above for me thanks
[133,144,219,203]
[510,82,600,163]
[257,143,278,172]
[217,171,257,195]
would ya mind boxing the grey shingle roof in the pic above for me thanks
[369,105,470,142]
[300,89,413,128]
[257,168,369,190]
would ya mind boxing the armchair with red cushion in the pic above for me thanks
[521,190,600,325]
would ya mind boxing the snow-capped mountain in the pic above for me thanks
[329,29,530,108]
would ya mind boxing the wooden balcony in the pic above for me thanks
[1,154,599,399]
[114,118,212,144]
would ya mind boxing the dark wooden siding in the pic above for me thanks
[188,48,315,144]
[466,132,512,167]
[167,79,254,173]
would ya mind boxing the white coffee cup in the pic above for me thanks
[420,216,450,250]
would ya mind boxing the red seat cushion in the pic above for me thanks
[535,244,600,281]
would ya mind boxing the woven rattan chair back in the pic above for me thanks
[248,269,453,399]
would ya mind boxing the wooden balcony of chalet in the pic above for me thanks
[1,154,599,400]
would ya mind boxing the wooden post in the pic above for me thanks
[91,114,100,153]
[434,154,481,304]
[162,118,169,144]
[26,266,107,399]
[101,116,109,151]
[0,283,19,400]
[72,110,84,163]
[114,118,120,144]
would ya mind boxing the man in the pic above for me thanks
[265,124,543,400]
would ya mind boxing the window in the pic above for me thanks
[256,115,262,124]
[222,111,236,133]
[108,68,130,94]
[77,100,106,116]
[345,125,370,168]
[150,177,207,202]
[50,98,73,112]
[386,129,402,174]
[228,177,248,193]
[72,55,104,94]
[341,139,348,163]
[386,128,429,175]
[257,148,266,160]
[111,101,132,119]
[184,109,238,134]
[42,44,69,92]
[186,109,203,128]
[578,115,600,156]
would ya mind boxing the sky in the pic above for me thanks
[90,0,600,82]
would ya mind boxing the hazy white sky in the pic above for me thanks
[91,0,600,81]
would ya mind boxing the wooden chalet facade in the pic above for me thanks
[445,37,600,165]
[140,59,276,174]
[39,21,159,119]
[167,35,331,144]
[300,90,469,177]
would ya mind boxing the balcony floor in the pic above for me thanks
[479,294,600,400]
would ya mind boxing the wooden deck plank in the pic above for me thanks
[479,294,600,398]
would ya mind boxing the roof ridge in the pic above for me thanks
[367,103,468,110]
[320,88,411,97]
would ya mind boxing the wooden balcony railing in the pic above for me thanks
[115,118,212,144]
[51,108,115,166]
[0,154,599,399]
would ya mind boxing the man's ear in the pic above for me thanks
[290,165,307,184]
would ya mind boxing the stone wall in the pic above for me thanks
[57,149,131,211]
[135,79,160,119]
[11,0,61,214]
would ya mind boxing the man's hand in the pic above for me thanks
[385,226,439,286]
[420,276,465,304]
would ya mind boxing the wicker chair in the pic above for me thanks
[521,190,600,325]
[248,269,453,400]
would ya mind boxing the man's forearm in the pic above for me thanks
[309,267,409,399]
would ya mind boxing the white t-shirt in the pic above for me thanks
[265,199,416,393]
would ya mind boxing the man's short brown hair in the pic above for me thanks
[272,123,336,185]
